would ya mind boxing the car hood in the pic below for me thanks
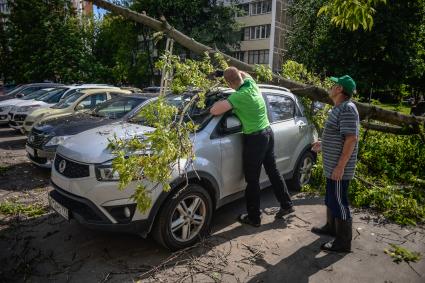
[27,107,60,120]
[57,122,155,164]
[0,98,25,106]
[34,113,119,136]
[13,100,50,108]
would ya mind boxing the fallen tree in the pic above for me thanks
[90,0,425,135]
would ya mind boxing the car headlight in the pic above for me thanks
[95,161,120,181]
[0,105,11,112]
[17,105,41,112]
[45,135,71,146]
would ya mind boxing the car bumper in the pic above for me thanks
[8,112,27,130]
[49,182,150,235]
[26,145,55,168]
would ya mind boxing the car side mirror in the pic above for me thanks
[223,116,241,133]
[16,93,24,98]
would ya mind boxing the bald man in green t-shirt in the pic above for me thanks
[210,67,294,227]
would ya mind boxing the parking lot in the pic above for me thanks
[0,125,424,282]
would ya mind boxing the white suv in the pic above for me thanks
[49,85,316,250]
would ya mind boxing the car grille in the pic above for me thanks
[54,154,90,178]
[13,114,27,121]
[8,113,13,120]
[27,130,49,149]
[50,188,104,223]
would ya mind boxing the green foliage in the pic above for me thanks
[350,179,425,225]
[254,65,273,83]
[360,130,425,182]
[287,0,425,100]
[108,52,227,212]
[318,0,387,31]
[4,0,101,83]
[281,60,332,131]
[385,244,422,263]
[0,201,47,218]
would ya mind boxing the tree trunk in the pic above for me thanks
[90,0,425,134]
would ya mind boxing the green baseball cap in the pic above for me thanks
[330,75,356,96]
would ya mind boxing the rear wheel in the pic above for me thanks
[288,151,314,191]
[152,183,213,250]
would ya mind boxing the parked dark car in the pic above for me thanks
[0,83,64,102]
[26,94,156,168]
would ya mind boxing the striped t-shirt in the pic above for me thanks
[322,100,359,180]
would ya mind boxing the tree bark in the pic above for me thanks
[90,0,425,132]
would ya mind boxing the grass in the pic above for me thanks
[370,100,411,115]
[385,244,422,264]
[0,201,47,218]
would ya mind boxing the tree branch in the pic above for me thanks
[90,0,425,132]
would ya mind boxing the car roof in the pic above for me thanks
[77,88,132,95]
[65,85,120,90]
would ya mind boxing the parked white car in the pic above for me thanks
[0,88,54,125]
[49,85,317,250]
[8,88,70,132]
[22,85,121,133]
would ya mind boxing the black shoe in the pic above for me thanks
[320,218,352,253]
[275,207,295,219]
[311,208,335,236]
[238,214,261,227]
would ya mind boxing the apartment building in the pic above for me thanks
[71,0,93,16]
[221,0,292,72]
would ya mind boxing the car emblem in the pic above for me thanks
[29,135,35,143]
[58,160,67,173]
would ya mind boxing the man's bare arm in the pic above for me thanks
[210,100,232,116]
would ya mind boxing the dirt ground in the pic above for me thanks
[0,125,424,283]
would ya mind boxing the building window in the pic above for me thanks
[233,51,245,62]
[243,24,271,40]
[250,0,272,16]
[236,3,249,17]
[248,50,269,64]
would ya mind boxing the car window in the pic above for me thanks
[21,89,51,100]
[36,88,67,103]
[75,95,93,109]
[94,97,145,119]
[93,93,107,106]
[51,91,83,109]
[266,94,295,122]
[21,86,43,95]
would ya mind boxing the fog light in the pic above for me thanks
[124,206,131,218]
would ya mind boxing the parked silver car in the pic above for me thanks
[48,85,316,250]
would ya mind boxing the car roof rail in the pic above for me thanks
[257,84,291,93]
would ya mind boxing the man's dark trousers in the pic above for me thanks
[243,126,293,223]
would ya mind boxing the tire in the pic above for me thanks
[288,150,315,191]
[151,183,213,251]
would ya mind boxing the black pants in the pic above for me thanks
[243,127,293,222]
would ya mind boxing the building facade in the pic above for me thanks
[221,0,292,72]
[70,0,93,16]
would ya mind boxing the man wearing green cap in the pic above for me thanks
[311,75,359,252]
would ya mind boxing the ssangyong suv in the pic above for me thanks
[49,85,316,250]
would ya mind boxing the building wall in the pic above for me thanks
[71,0,93,16]
[220,0,292,72]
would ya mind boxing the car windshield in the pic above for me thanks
[131,91,228,127]
[91,96,147,119]
[50,91,84,109]
[21,89,52,100]
[35,88,67,103]
[5,85,23,95]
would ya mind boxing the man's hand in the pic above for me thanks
[210,100,232,116]
[311,140,322,153]
[331,165,345,181]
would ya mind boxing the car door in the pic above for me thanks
[259,92,304,183]
[217,114,245,198]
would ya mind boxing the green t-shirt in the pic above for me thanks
[227,77,270,134]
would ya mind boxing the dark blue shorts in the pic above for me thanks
[325,178,351,220]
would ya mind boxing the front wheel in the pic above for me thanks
[151,183,213,251]
[288,151,315,191]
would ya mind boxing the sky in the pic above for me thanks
[93,5,107,18]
